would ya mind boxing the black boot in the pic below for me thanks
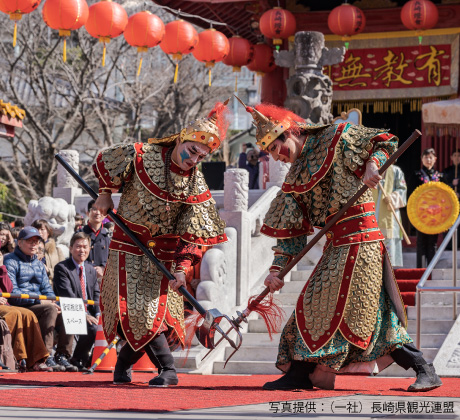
[408,363,443,392]
[263,361,315,390]
[113,342,145,385]
[145,333,178,387]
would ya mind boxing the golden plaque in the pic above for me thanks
[407,182,459,235]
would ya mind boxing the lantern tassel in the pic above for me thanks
[102,43,106,67]
[235,74,238,92]
[63,38,67,63]
[174,62,179,84]
[13,22,17,47]
[208,68,212,87]
[137,56,143,77]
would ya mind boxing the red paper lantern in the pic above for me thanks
[259,7,296,47]
[42,0,89,62]
[85,0,128,66]
[192,28,229,86]
[401,0,438,43]
[0,0,41,46]
[223,36,253,91]
[124,11,165,76]
[328,3,366,48]
[160,19,198,83]
[247,43,276,76]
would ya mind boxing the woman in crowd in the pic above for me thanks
[409,148,443,268]
[31,219,64,285]
[0,223,15,256]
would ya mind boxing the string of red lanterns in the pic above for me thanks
[259,7,296,50]
[0,1,441,84]
[192,28,229,87]
[327,2,366,49]
[160,19,198,83]
[124,11,165,76]
[42,0,89,62]
[0,0,41,47]
[223,36,254,92]
[401,0,439,44]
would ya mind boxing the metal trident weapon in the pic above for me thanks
[202,129,422,366]
[55,154,242,354]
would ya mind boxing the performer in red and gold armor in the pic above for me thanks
[93,102,229,387]
[239,101,442,392]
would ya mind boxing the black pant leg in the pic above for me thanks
[72,321,98,364]
[426,234,438,265]
[390,343,426,370]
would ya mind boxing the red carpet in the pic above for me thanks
[394,268,428,307]
[0,372,457,412]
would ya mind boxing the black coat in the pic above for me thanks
[53,258,100,317]
[80,224,110,268]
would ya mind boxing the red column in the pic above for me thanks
[261,66,287,106]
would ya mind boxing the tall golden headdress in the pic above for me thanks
[148,99,230,153]
[234,95,294,150]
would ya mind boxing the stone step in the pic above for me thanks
[240,333,281,346]
[249,317,455,336]
[238,331,445,350]
[407,305,460,320]
[280,281,305,294]
[214,360,280,375]
[291,270,313,282]
[430,268,460,280]
[416,292,460,305]
[274,293,301,305]
[224,345,277,362]
[407,319,454,334]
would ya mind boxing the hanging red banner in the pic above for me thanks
[326,44,451,91]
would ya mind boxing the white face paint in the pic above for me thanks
[172,141,211,170]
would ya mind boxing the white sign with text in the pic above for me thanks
[60,297,88,335]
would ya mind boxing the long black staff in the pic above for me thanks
[204,129,422,364]
[55,154,241,352]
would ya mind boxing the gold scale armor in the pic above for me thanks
[261,122,407,354]
[94,142,227,351]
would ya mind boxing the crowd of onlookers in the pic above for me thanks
[0,200,111,372]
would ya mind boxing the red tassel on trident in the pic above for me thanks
[247,293,285,339]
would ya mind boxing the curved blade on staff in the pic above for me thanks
[203,129,422,366]
[55,154,240,352]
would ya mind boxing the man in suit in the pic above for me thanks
[54,232,101,371]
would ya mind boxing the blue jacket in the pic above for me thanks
[4,246,54,306]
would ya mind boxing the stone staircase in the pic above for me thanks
[213,266,458,376]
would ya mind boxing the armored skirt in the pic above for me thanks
[261,123,412,386]
[94,142,227,351]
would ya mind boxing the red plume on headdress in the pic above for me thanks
[255,103,304,137]
[208,100,231,142]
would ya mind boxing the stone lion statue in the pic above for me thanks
[24,197,76,253]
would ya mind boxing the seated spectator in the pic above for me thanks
[11,227,22,241]
[74,215,84,232]
[104,222,115,238]
[0,223,14,256]
[32,219,64,286]
[80,200,110,280]
[13,219,24,229]
[3,227,76,372]
[0,251,51,372]
[54,232,100,371]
